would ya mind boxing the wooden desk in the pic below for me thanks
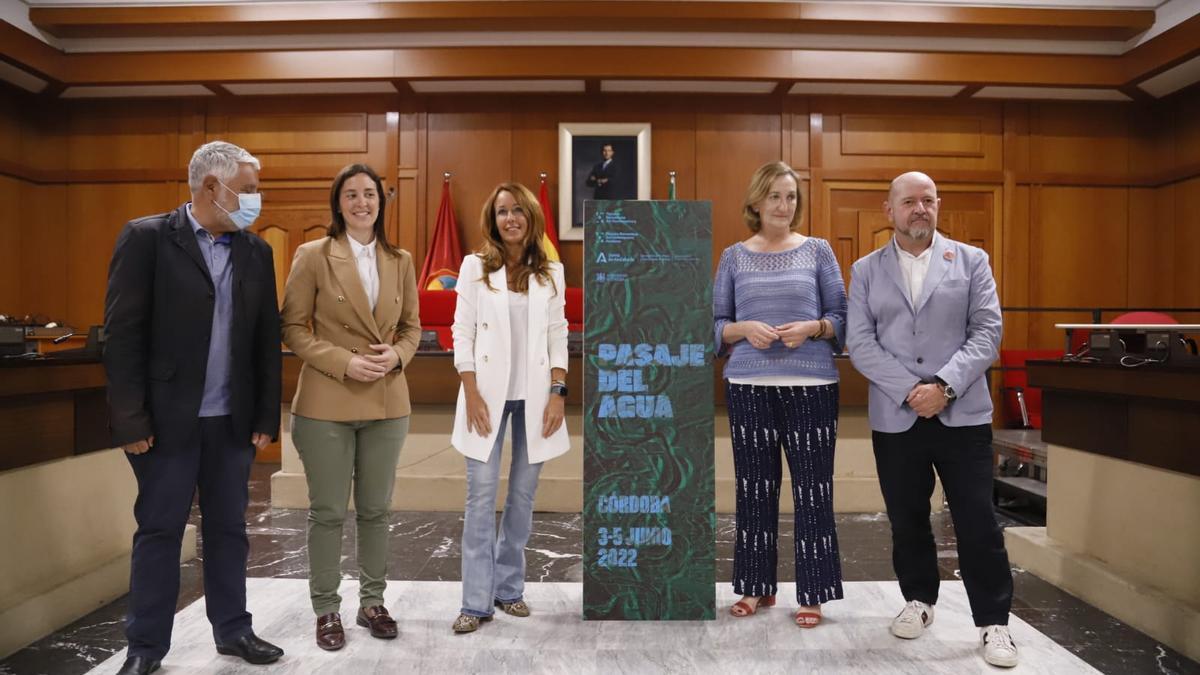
[1027,360,1200,477]
[0,356,109,472]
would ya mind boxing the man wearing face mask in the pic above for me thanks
[104,141,283,675]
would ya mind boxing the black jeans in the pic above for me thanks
[873,417,1012,626]
[124,415,255,660]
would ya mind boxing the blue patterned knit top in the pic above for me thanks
[713,238,848,381]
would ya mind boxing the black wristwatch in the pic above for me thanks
[935,377,957,401]
[550,382,569,397]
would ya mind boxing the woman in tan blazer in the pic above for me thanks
[280,163,420,652]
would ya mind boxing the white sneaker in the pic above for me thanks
[981,625,1019,668]
[890,600,934,639]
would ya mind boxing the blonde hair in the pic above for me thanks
[476,182,556,295]
[742,161,803,233]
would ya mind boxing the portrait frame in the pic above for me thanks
[557,122,652,240]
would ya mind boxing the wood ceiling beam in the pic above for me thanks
[1121,13,1200,85]
[29,1,1152,41]
[44,47,1126,88]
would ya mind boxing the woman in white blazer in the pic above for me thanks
[449,182,569,633]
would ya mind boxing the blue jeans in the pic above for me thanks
[460,400,543,617]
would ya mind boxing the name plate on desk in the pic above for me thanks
[582,200,715,620]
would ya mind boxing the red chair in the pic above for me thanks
[418,289,457,350]
[999,349,1063,429]
[418,287,584,352]
[1111,311,1177,325]
[565,287,584,334]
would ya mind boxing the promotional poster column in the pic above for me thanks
[582,200,715,620]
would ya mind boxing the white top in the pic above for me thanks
[349,236,379,311]
[506,291,529,401]
[894,233,935,306]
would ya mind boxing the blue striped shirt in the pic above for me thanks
[713,238,848,381]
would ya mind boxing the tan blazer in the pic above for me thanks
[281,235,421,421]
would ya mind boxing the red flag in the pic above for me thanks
[538,178,560,262]
[420,180,464,290]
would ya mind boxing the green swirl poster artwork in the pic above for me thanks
[582,200,715,621]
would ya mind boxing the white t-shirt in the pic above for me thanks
[506,291,529,401]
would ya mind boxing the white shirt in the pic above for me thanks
[894,233,936,306]
[506,291,529,401]
[349,236,379,311]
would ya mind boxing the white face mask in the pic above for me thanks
[214,181,262,230]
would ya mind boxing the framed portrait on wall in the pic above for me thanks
[557,122,651,240]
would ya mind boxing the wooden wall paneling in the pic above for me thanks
[816,98,1004,173]
[178,104,207,170]
[788,99,811,171]
[823,182,889,287]
[384,111,400,249]
[66,100,181,172]
[424,111,513,272]
[66,182,180,328]
[696,111,782,271]
[1002,182,1031,350]
[1173,177,1200,315]
[19,183,69,321]
[1028,186,1129,348]
[823,182,1001,291]
[1002,101,1030,174]
[225,112,369,155]
[1126,187,1174,308]
[0,94,23,169]
[11,94,66,175]
[0,176,22,313]
[1173,88,1200,170]
[205,97,393,180]
[394,112,421,260]
[252,201,332,303]
[257,225,289,307]
[1027,102,1130,179]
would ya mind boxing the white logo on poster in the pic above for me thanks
[596,252,607,263]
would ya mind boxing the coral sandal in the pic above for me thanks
[730,595,776,617]
[795,606,822,628]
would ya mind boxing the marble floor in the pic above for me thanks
[82,579,1098,675]
[1,463,1197,675]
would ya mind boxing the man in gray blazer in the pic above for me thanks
[846,171,1017,668]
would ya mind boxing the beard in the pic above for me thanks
[900,217,933,240]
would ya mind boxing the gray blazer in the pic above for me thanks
[846,234,1002,433]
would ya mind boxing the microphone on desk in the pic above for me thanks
[52,332,75,345]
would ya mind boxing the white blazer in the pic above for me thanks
[450,254,570,464]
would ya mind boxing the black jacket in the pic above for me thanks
[586,160,617,200]
[103,204,281,448]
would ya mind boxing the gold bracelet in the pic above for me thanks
[813,320,825,340]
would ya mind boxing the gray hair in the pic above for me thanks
[188,141,261,193]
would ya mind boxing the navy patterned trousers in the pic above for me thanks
[726,382,844,605]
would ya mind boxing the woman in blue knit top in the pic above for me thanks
[713,161,848,628]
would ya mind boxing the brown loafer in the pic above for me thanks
[315,612,344,651]
[356,605,398,639]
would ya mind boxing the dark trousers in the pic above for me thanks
[124,415,255,660]
[727,383,844,605]
[873,417,1012,626]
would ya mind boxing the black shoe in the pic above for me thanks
[215,632,284,665]
[116,656,161,675]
